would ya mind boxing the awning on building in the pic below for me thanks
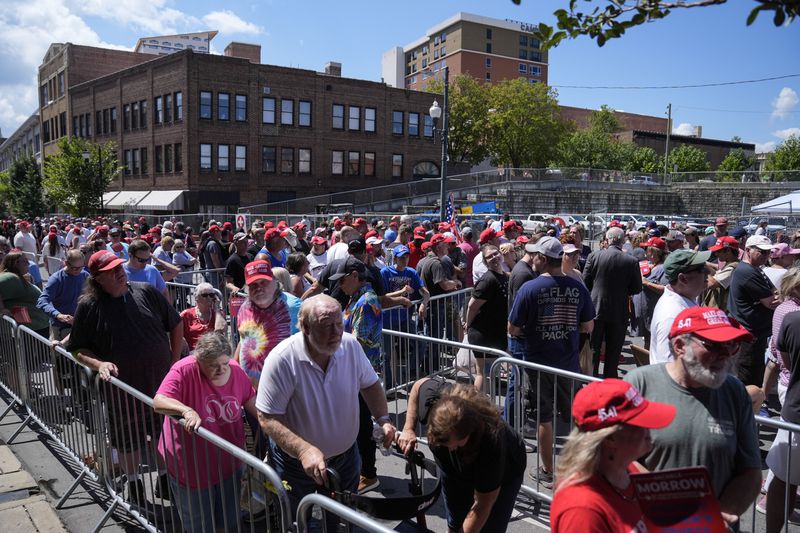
[135,190,187,211]
[102,191,121,207]
[105,190,151,208]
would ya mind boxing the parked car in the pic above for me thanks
[741,216,787,235]
[522,213,555,233]
[628,176,659,186]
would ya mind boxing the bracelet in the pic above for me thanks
[182,409,194,417]
[375,415,391,425]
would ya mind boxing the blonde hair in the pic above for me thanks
[271,267,292,293]
[554,425,623,492]
[780,267,800,301]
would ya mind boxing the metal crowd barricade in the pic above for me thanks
[0,316,25,421]
[424,287,472,343]
[189,267,227,288]
[94,374,293,533]
[166,281,198,313]
[295,494,394,533]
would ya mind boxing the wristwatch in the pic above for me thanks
[375,415,391,425]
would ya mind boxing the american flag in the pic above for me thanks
[444,193,462,242]
[540,301,577,326]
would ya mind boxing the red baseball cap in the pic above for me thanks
[709,236,740,252]
[310,235,327,245]
[431,233,454,246]
[277,220,288,230]
[208,225,221,233]
[516,235,529,244]
[18,220,30,228]
[420,241,432,251]
[245,260,274,284]
[437,222,450,231]
[640,237,667,250]
[715,217,729,226]
[573,379,676,432]
[413,226,427,238]
[479,228,502,245]
[223,221,233,229]
[265,228,290,242]
[669,306,754,343]
[365,230,378,239]
[502,220,520,231]
[354,217,367,227]
[88,250,125,277]
[264,221,275,229]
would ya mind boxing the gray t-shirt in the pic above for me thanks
[624,364,761,497]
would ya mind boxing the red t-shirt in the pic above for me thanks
[550,472,648,533]
[408,241,424,269]
[180,307,219,351]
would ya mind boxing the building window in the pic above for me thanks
[281,99,293,125]
[424,57,429,67]
[164,93,173,123]
[124,150,131,175]
[103,109,110,134]
[141,147,148,174]
[348,151,360,176]
[520,34,528,46]
[200,143,212,170]
[486,28,493,39]
[392,154,403,178]
[486,72,491,81]
[235,95,247,122]
[408,112,419,137]
[262,146,276,173]
[519,63,527,74]
[519,49,527,60]
[123,104,131,131]
[332,150,343,175]
[262,97,275,124]
[281,147,293,174]
[174,92,182,121]
[131,102,139,129]
[424,114,433,138]
[174,144,182,172]
[200,91,212,119]
[332,104,344,129]
[422,45,428,55]
[110,107,117,133]
[236,145,247,171]
[486,43,492,53]
[85,113,91,137]
[529,65,541,76]
[155,145,163,172]
[364,152,375,177]
[96,111,102,135]
[59,112,66,137]
[441,32,446,42]
[132,149,140,174]
[434,35,440,46]
[486,57,492,69]
[218,145,229,171]
[364,107,376,132]
[440,46,446,56]
[348,106,360,131]
[140,100,147,128]
[58,72,65,97]
[218,93,230,121]
[530,51,542,62]
[530,38,541,49]
[392,111,403,135]
[433,49,438,60]
[299,100,312,127]
[155,96,163,124]
[165,145,173,173]
[298,148,311,174]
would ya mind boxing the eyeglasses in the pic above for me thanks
[133,255,150,263]
[198,293,216,298]
[65,263,84,270]
[483,251,501,261]
[690,335,740,356]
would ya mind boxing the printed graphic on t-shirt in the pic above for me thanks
[204,394,242,424]
[536,286,580,340]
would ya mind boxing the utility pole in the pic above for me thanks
[664,103,672,179]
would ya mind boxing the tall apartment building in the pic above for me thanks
[0,113,41,172]
[65,44,443,212]
[133,31,217,56]
[382,12,548,91]
[38,43,154,159]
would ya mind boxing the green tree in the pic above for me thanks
[589,104,622,134]
[7,154,47,218]
[624,146,661,173]
[765,135,800,173]
[553,105,636,169]
[522,1,798,49]
[0,170,10,216]
[427,74,492,165]
[716,148,755,180]
[486,78,570,168]
[43,137,122,216]
[665,144,710,172]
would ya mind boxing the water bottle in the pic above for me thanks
[372,423,391,456]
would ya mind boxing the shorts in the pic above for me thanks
[528,371,574,425]
[766,423,800,485]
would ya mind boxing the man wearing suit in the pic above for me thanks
[583,226,643,377]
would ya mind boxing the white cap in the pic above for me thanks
[530,236,564,258]
[745,235,774,251]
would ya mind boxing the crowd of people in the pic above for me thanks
[0,210,799,531]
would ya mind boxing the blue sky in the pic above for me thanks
[0,0,797,152]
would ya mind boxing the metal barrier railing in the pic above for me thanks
[0,316,25,421]
[295,493,394,533]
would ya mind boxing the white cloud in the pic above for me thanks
[772,87,798,120]
[68,0,189,35]
[755,141,777,153]
[774,127,800,140]
[202,10,262,35]
[672,122,695,136]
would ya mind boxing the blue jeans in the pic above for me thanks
[504,335,528,430]
[269,440,360,531]
[168,468,243,532]
[382,319,425,389]
[441,470,524,532]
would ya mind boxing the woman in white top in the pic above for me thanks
[171,239,197,284]
[43,231,66,276]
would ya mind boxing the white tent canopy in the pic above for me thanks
[135,190,186,211]
[751,190,800,215]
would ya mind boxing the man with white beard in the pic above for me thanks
[625,306,762,531]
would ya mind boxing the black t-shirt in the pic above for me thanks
[224,252,253,289]
[728,262,775,337]
[432,421,527,493]
[779,311,800,424]
[202,239,223,269]
[469,269,508,347]
[417,254,447,297]
[295,239,311,255]
[319,258,385,309]
[508,260,537,310]
[66,282,181,396]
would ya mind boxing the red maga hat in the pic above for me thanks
[245,260,274,284]
[573,379,676,432]
[669,306,754,343]
[88,251,125,277]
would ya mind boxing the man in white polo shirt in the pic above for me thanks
[256,294,396,523]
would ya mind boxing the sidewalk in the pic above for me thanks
[0,445,67,532]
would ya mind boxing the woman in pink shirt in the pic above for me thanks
[154,331,257,532]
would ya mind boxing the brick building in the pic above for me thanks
[67,44,443,212]
[382,12,548,92]
[617,130,756,170]
[0,113,40,173]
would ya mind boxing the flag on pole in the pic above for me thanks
[445,193,463,243]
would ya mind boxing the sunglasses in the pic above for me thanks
[133,255,150,263]
[198,293,217,298]
[690,335,740,356]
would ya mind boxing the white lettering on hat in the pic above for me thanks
[702,310,729,326]
[624,386,644,406]
[677,318,692,329]
[598,405,618,421]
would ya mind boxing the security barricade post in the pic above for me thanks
[295,493,395,533]
[0,315,25,421]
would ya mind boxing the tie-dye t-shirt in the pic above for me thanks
[236,297,291,386]
[344,284,382,371]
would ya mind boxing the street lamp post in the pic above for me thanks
[429,66,449,222]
